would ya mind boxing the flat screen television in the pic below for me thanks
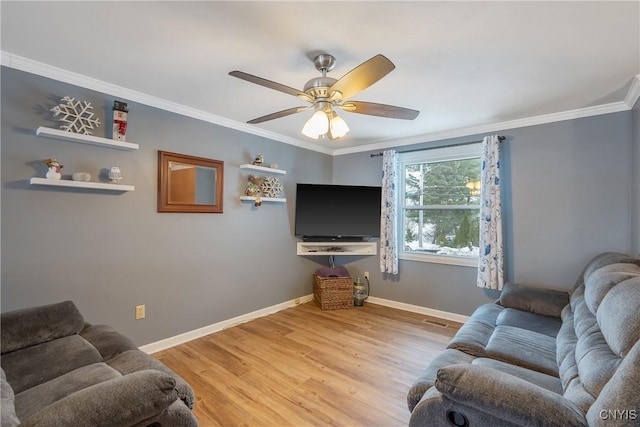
[294,183,382,242]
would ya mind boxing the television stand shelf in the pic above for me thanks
[296,241,377,256]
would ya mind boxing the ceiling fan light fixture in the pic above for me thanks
[329,112,349,139]
[302,109,329,139]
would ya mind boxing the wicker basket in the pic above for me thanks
[313,274,354,310]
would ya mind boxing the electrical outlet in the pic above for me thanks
[135,304,145,320]
[364,271,370,280]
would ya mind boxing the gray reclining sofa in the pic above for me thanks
[408,252,640,427]
[1,300,198,427]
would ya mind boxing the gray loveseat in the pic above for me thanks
[408,252,640,427]
[0,300,198,427]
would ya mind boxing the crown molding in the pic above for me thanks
[333,98,634,156]
[335,75,640,156]
[624,74,640,110]
[2,51,636,158]
[0,51,332,156]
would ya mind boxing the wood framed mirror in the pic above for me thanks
[158,151,224,213]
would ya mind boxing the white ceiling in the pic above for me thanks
[2,1,639,154]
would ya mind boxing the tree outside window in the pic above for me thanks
[399,144,482,264]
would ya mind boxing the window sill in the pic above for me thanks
[400,252,478,268]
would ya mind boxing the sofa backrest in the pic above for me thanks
[558,254,640,420]
[1,300,84,354]
[571,252,639,292]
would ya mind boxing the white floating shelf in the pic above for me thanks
[30,177,135,192]
[297,241,378,256]
[240,196,286,203]
[239,164,286,175]
[36,127,139,151]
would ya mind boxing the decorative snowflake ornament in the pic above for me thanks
[51,96,101,135]
[260,176,283,198]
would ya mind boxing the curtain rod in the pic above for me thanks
[369,136,505,157]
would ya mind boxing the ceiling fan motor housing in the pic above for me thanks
[303,76,337,100]
[304,54,339,102]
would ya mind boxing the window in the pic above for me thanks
[398,144,482,267]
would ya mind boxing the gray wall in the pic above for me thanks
[333,112,633,315]
[633,98,640,255]
[1,68,333,345]
[2,66,636,338]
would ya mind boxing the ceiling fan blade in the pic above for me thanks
[329,54,395,101]
[246,106,310,124]
[229,71,313,103]
[337,101,420,120]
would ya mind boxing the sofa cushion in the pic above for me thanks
[1,300,84,354]
[556,306,579,390]
[485,326,558,376]
[15,362,121,420]
[500,282,569,318]
[596,276,640,357]
[2,334,102,394]
[496,308,563,337]
[19,370,178,427]
[80,324,139,361]
[1,368,20,427]
[563,376,596,413]
[574,324,621,398]
[576,252,640,292]
[584,263,640,314]
[471,358,563,395]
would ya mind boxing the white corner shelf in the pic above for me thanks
[239,164,286,175]
[297,241,378,256]
[240,196,286,203]
[36,126,139,151]
[30,177,134,192]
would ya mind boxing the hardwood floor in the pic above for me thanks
[154,302,461,427]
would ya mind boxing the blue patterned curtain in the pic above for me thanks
[380,150,399,274]
[477,135,504,290]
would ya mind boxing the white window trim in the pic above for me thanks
[398,143,482,268]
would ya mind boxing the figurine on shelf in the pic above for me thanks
[43,158,63,180]
[112,101,128,141]
[108,166,123,184]
[245,175,261,197]
[245,175,263,207]
[252,153,264,166]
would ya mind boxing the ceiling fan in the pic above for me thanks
[229,53,419,140]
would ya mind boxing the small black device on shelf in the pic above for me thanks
[294,183,382,242]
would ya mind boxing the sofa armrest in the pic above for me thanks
[435,364,586,427]
[80,324,139,361]
[19,370,178,427]
[499,282,569,317]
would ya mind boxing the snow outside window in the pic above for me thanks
[398,144,482,267]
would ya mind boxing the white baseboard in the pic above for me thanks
[139,294,314,354]
[366,296,470,324]
[139,294,468,354]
